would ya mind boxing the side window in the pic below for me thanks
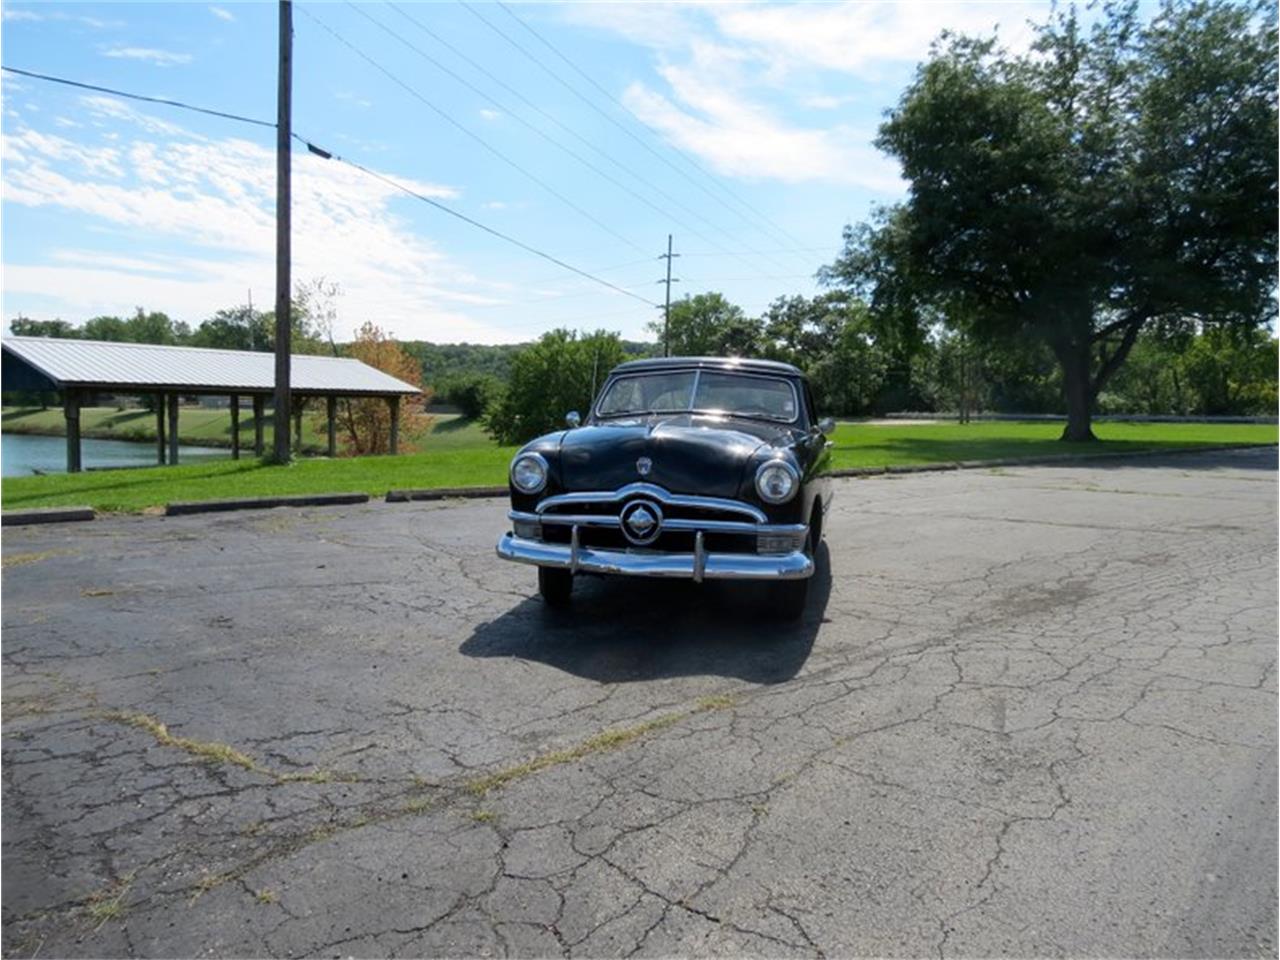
[803,382,818,428]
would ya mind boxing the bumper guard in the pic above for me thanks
[496,528,813,582]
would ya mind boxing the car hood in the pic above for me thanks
[557,414,800,497]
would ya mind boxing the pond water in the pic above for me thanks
[2,433,229,477]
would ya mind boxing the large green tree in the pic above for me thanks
[9,317,77,338]
[760,292,891,415]
[651,292,762,357]
[484,329,626,445]
[825,0,1277,440]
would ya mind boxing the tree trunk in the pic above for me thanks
[1055,343,1097,442]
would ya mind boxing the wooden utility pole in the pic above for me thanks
[658,235,679,357]
[64,389,81,474]
[273,0,293,463]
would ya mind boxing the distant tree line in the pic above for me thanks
[10,303,330,355]
[9,285,1273,447]
[479,292,1275,444]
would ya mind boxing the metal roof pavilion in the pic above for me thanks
[2,337,422,472]
[1,337,420,397]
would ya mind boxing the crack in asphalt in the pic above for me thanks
[3,450,1276,958]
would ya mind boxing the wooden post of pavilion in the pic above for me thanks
[253,395,265,456]
[388,395,400,455]
[64,388,82,473]
[293,397,305,454]
[167,393,180,466]
[230,393,241,460]
[326,395,337,458]
[156,393,167,465]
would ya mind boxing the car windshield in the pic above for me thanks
[595,370,799,423]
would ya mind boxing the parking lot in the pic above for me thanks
[3,448,1276,958]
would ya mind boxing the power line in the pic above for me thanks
[1,65,275,128]
[3,63,658,310]
[681,246,838,258]
[458,1,811,268]
[459,279,657,312]
[386,2,795,278]
[348,2,757,271]
[296,136,658,307]
[297,4,648,256]
[490,1,816,263]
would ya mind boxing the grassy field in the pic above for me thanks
[2,417,1273,514]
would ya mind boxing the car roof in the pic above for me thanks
[609,356,804,378]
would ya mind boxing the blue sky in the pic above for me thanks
[2,1,1050,344]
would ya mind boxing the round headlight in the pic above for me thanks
[755,460,799,504]
[510,452,549,494]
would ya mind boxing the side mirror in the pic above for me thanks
[818,417,835,436]
[565,410,581,429]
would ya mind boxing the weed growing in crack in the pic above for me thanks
[401,796,432,814]
[86,875,132,929]
[3,550,73,570]
[696,694,738,711]
[101,711,358,785]
[104,712,261,772]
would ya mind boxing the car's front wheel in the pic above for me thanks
[538,567,574,607]
[772,520,816,620]
[772,576,809,621]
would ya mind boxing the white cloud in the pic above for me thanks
[1,113,528,342]
[2,8,122,26]
[80,95,186,136]
[615,37,901,190]
[709,2,1040,77]
[478,108,501,121]
[335,91,373,109]
[802,94,855,111]
[623,79,901,191]
[559,1,1042,188]
[209,6,235,22]
[482,200,507,210]
[103,47,193,67]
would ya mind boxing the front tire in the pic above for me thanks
[772,576,809,620]
[538,567,573,607]
[773,512,818,620]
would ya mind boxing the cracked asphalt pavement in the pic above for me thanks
[2,448,1276,958]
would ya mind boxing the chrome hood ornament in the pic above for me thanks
[636,456,652,477]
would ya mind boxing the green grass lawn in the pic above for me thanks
[2,418,1274,514]
[827,419,1277,465]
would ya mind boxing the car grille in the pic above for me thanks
[535,483,774,555]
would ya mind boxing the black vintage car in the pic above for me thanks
[496,356,834,618]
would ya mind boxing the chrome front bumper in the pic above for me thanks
[496,529,814,582]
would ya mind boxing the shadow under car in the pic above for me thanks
[460,543,831,685]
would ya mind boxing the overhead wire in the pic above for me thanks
[295,136,659,307]
[347,2,764,273]
[471,1,816,265]
[385,1,796,278]
[1,65,275,128]
[3,62,658,311]
[297,4,649,257]
[493,0,816,260]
